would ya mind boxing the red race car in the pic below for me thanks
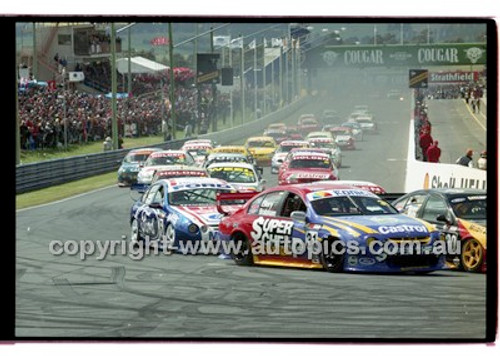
[278,149,338,185]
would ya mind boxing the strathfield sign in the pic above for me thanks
[429,71,480,84]
[308,43,486,68]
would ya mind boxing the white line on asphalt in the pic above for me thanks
[16,185,118,213]
[463,100,486,131]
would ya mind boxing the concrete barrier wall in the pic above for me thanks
[404,92,486,193]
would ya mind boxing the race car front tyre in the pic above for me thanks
[163,224,177,253]
[321,237,345,273]
[231,233,254,266]
[461,238,484,272]
[130,218,143,244]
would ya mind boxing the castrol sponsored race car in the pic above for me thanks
[136,150,196,185]
[117,147,163,186]
[130,177,255,252]
[217,184,446,273]
[392,189,487,272]
[271,140,310,174]
[278,150,337,185]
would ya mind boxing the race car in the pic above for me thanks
[210,145,259,169]
[354,116,378,133]
[325,126,356,150]
[307,137,342,168]
[392,188,487,272]
[317,180,387,195]
[183,138,217,147]
[217,183,445,273]
[136,150,196,185]
[321,109,342,126]
[117,147,162,187]
[132,165,209,193]
[278,149,337,185]
[207,162,266,192]
[271,140,310,174]
[204,152,251,168]
[244,136,277,166]
[263,128,288,144]
[130,177,255,251]
[285,126,304,140]
[305,131,335,141]
[266,122,287,131]
[181,141,213,166]
[297,114,321,134]
[341,121,364,141]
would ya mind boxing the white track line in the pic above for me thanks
[463,100,486,131]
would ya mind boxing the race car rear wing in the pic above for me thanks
[216,191,258,215]
[379,193,405,203]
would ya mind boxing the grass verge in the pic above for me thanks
[16,172,117,210]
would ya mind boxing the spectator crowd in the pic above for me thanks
[18,78,230,150]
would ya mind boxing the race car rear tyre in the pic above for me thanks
[321,237,345,273]
[231,233,254,266]
[461,238,484,272]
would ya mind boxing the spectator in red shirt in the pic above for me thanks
[426,140,441,163]
[419,129,433,161]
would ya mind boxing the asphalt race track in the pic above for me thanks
[16,69,487,339]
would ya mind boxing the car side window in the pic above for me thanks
[421,195,448,222]
[144,185,161,205]
[258,191,286,217]
[280,193,307,218]
[247,195,265,215]
[403,194,427,217]
[151,185,165,205]
[393,197,409,212]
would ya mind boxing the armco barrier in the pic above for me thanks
[16,138,190,194]
[16,97,307,194]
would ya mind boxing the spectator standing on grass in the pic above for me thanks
[477,151,487,170]
[456,149,474,168]
[426,140,441,163]
[419,129,433,161]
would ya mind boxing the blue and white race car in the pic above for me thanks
[130,177,253,252]
[218,183,447,273]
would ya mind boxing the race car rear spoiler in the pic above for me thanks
[379,193,405,203]
[216,191,258,215]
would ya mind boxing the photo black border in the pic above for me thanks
[6,14,498,344]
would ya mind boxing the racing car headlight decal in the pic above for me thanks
[188,224,199,234]
[200,225,208,234]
